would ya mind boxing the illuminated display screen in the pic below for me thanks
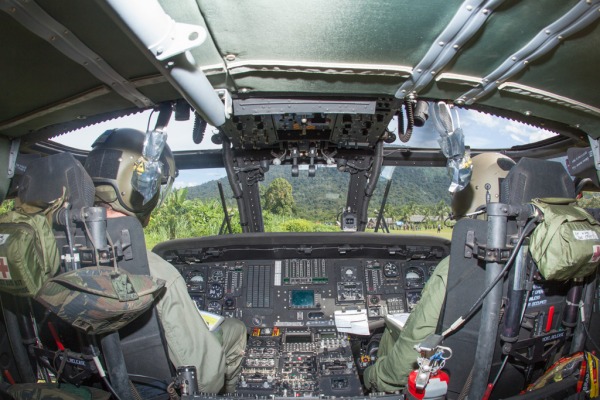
[290,290,315,308]
[286,334,312,343]
[320,332,337,339]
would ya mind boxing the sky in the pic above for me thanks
[53,106,557,189]
[53,110,226,188]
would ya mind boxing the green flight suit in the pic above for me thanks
[148,251,247,393]
[364,257,449,392]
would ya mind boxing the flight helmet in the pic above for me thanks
[451,152,515,219]
[84,128,177,226]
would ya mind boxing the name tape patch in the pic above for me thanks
[573,230,599,241]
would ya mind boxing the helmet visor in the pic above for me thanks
[157,174,175,209]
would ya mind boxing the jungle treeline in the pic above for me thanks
[187,165,453,220]
[145,166,455,248]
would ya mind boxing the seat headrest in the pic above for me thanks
[501,157,575,205]
[18,153,95,211]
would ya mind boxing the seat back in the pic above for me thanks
[107,215,174,382]
[0,153,95,386]
[438,218,489,397]
[14,153,173,387]
[439,158,576,399]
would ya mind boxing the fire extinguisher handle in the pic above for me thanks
[482,383,494,400]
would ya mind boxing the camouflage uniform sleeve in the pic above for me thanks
[364,257,449,393]
[147,251,227,393]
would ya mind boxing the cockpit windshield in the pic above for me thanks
[53,106,557,151]
[390,107,557,149]
[49,105,558,247]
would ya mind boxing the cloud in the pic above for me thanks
[174,181,200,189]
[504,122,555,145]
[458,111,557,148]
[175,168,227,188]
[509,133,527,144]
[529,129,556,142]
[464,132,494,148]
[459,109,500,130]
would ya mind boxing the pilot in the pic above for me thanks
[84,128,247,394]
[363,152,515,392]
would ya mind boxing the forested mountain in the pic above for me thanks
[186,165,452,222]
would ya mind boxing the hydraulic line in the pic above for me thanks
[358,140,383,231]
[398,101,414,143]
[222,136,249,233]
[192,112,207,144]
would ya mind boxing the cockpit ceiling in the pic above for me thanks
[1,0,599,144]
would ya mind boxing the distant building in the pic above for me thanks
[407,215,443,224]
[409,215,427,224]
[398,215,443,229]
[366,217,394,229]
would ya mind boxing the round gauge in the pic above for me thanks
[186,271,205,292]
[190,295,204,310]
[405,267,425,288]
[207,301,222,313]
[383,262,399,277]
[342,267,357,281]
[428,265,437,277]
[224,297,235,309]
[207,282,224,299]
[210,269,225,282]
[406,292,422,311]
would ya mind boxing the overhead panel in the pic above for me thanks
[221,98,395,150]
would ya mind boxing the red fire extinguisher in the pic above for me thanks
[407,368,450,400]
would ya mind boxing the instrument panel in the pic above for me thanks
[156,235,448,397]
[172,257,441,328]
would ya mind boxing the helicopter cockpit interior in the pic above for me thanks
[0,1,600,399]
